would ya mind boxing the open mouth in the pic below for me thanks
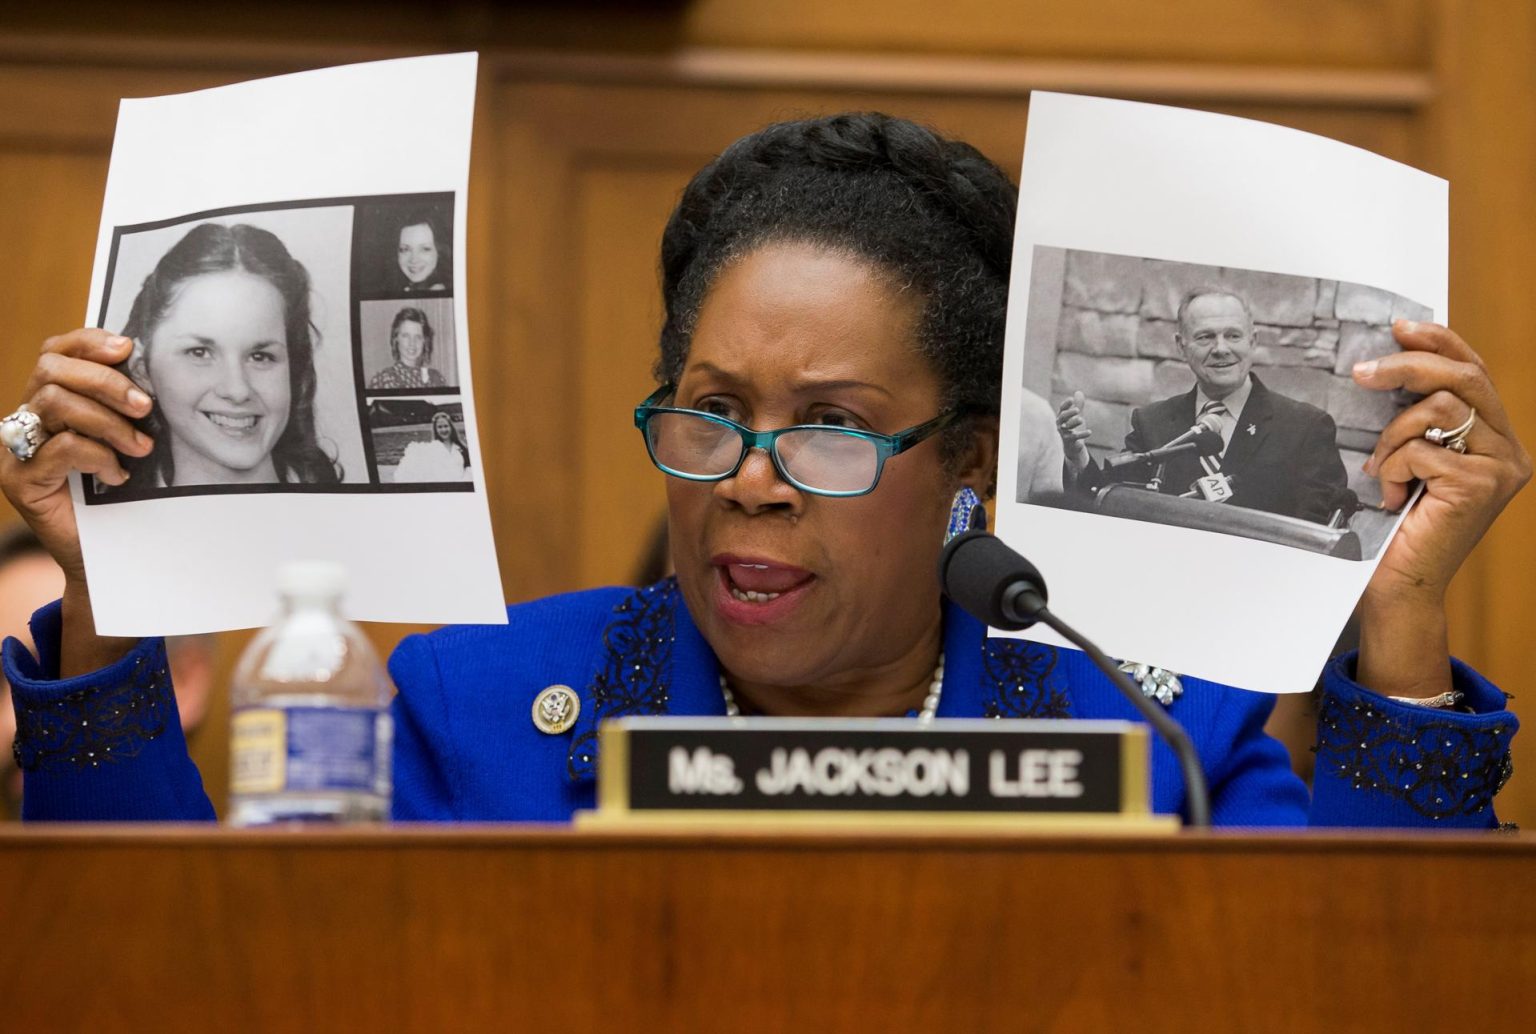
[715,557,815,608]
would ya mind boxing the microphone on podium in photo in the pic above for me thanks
[1163,411,1226,452]
[1103,413,1224,471]
[937,530,1211,827]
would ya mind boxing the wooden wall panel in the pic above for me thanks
[573,162,677,589]
[682,0,1432,68]
[0,0,1433,68]
[489,93,584,601]
[0,152,104,405]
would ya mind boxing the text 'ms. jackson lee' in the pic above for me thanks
[597,718,1151,816]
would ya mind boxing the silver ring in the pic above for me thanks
[1425,408,1476,451]
[0,404,49,462]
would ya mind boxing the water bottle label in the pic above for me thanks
[232,706,391,795]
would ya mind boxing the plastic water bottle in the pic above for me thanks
[228,561,393,826]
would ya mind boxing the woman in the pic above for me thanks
[393,214,449,293]
[393,409,470,483]
[113,221,340,490]
[0,114,1527,825]
[368,306,445,390]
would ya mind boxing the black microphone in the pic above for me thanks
[938,528,1048,631]
[938,530,1212,828]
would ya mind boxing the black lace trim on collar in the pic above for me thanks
[12,652,174,773]
[566,578,679,781]
[1316,694,1514,820]
[565,584,1072,778]
[980,639,1072,719]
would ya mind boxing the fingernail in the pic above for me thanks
[134,431,152,452]
[127,388,152,410]
[1363,454,1378,476]
[1353,360,1377,380]
[108,335,131,349]
[1396,320,1420,334]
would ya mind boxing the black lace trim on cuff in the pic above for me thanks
[980,640,1072,719]
[11,651,174,773]
[567,578,678,781]
[1316,693,1514,820]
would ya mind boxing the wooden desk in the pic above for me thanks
[2,827,1532,1032]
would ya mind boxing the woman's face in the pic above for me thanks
[667,242,983,690]
[137,270,291,485]
[395,319,428,367]
[433,413,453,441]
[397,223,439,284]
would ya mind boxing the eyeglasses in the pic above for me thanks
[634,385,963,497]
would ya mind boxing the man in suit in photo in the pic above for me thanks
[1056,288,1352,524]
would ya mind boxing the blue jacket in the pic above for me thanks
[4,579,1518,827]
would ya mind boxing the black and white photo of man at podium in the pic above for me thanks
[1057,286,1353,524]
[1021,248,1427,559]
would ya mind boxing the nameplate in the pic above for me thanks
[588,718,1159,828]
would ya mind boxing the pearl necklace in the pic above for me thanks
[718,653,946,725]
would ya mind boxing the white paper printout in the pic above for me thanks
[76,53,506,634]
[995,93,1447,694]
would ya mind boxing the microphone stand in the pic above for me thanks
[1019,599,1211,829]
[941,531,1212,828]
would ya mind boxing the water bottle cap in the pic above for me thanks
[276,560,347,602]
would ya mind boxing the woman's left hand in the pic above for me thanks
[1352,320,1530,697]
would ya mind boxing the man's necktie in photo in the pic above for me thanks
[1191,400,1235,503]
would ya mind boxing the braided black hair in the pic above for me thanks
[656,112,1017,463]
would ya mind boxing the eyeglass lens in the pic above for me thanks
[647,412,880,493]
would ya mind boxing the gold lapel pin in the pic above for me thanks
[532,684,581,735]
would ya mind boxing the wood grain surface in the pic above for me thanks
[1,826,1533,1032]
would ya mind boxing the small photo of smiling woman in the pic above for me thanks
[351,196,454,298]
[86,203,370,500]
[358,298,458,392]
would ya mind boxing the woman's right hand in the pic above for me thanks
[0,330,155,584]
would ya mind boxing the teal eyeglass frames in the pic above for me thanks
[633,384,963,498]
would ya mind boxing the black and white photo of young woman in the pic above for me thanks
[352,197,454,297]
[366,397,472,484]
[92,205,368,499]
[359,298,458,390]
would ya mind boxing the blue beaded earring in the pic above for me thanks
[945,486,986,544]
